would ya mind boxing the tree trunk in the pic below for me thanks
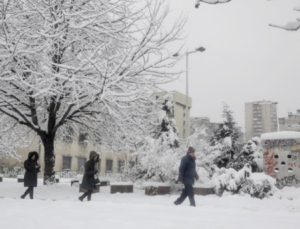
[42,136,56,185]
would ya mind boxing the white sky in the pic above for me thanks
[162,0,300,131]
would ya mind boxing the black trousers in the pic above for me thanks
[80,189,93,201]
[175,184,195,206]
[23,186,34,199]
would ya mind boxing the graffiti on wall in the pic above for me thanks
[263,151,278,178]
[276,175,300,189]
[265,139,298,147]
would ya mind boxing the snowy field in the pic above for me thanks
[0,178,299,229]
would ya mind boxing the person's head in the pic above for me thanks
[28,151,39,161]
[89,151,100,163]
[187,147,195,158]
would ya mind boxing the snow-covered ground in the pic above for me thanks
[0,178,299,229]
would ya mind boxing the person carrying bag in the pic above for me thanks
[79,151,100,202]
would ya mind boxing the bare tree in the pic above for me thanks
[195,0,231,8]
[269,3,300,31]
[0,0,186,183]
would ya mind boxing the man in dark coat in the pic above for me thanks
[79,151,100,201]
[21,151,40,199]
[174,147,199,207]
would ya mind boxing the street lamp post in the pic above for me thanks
[184,47,205,138]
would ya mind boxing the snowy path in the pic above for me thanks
[0,179,299,229]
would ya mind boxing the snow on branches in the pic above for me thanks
[269,2,300,31]
[0,116,32,159]
[0,0,186,182]
[129,93,180,183]
[195,0,231,8]
[212,164,277,198]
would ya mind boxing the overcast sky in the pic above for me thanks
[162,0,300,131]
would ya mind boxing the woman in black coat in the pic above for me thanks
[79,151,100,202]
[21,151,40,199]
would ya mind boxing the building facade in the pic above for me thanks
[153,90,192,138]
[278,110,300,132]
[245,101,278,141]
[0,134,135,178]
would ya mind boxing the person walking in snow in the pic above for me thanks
[174,147,199,207]
[79,151,100,202]
[21,151,40,199]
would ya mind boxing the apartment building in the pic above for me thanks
[278,110,300,132]
[245,101,278,141]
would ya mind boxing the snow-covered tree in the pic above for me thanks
[0,0,185,183]
[210,103,243,168]
[0,115,31,159]
[129,93,180,183]
[155,94,180,148]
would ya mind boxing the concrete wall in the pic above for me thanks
[262,138,300,188]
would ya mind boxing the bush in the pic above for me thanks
[212,164,276,198]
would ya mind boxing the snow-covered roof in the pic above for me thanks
[261,131,300,140]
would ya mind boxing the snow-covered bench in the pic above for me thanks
[193,184,215,196]
[144,182,170,196]
[110,182,133,194]
[71,174,82,186]
[0,174,3,182]
[73,175,99,194]
[55,175,60,183]
[71,175,109,187]
[17,175,24,182]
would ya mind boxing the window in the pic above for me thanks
[62,156,72,170]
[129,161,135,169]
[118,161,125,173]
[106,159,113,173]
[77,157,86,171]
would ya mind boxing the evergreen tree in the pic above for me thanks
[210,103,243,168]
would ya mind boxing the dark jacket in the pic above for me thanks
[24,152,40,187]
[81,151,100,190]
[178,154,199,185]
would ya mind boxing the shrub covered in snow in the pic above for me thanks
[212,164,276,198]
[227,137,264,172]
[239,173,277,199]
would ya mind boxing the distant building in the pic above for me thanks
[153,91,191,138]
[245,101,278,141]
[278,110,300,132]
[190,117,219,139]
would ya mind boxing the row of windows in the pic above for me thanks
[62,156,135,173]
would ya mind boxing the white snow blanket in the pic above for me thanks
[0,178,299,229]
